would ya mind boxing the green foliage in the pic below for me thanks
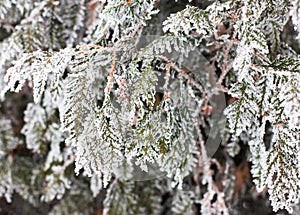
[0,0,299,214]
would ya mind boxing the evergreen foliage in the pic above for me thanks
[0,0,299,214]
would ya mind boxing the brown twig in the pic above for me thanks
[163,61,171,100]
[105,50,117,93]
[158,55,207,98]
[216,30,237,86]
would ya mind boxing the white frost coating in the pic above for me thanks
[90,0,159,43]
[21,103,47,153]
[0,117,20,203]
[90,173,102,197]
[44,123,64,170]
[41,165,72,202]
[172,189,195,215]
[0,0,299,214]
[265,126,300,213]
[4,49,72,104]
[290,0,300,40]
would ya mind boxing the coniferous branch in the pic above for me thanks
[0,0,299,214]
